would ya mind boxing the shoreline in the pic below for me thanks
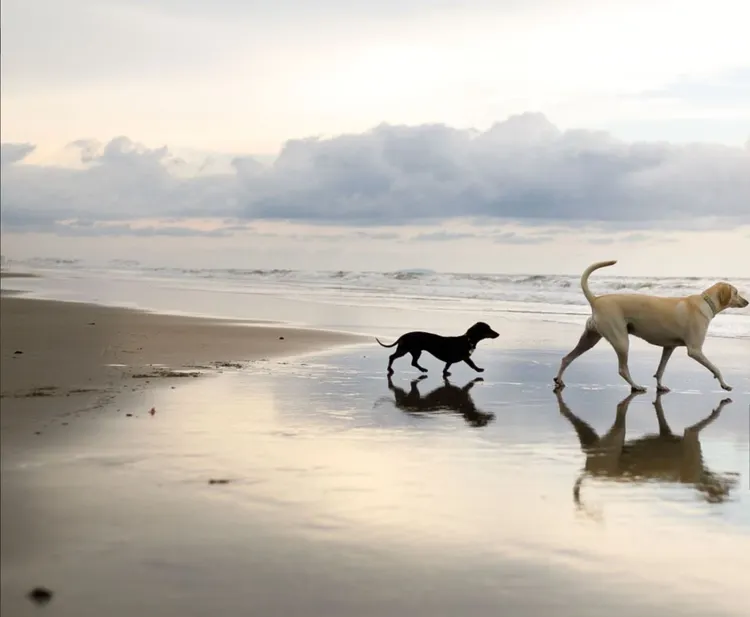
[0,276,378,336]
[0,271,39,278]
[0,295,367,432]
[2,267,748,346]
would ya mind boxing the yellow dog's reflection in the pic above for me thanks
[556,390,738,507]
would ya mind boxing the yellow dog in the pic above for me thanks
[554,260,748,392]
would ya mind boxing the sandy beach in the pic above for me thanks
[1,295,362,418]
[2,278,749,617]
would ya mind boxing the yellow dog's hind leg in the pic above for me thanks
[553,319,602,390]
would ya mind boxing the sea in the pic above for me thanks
[3,257,750,340]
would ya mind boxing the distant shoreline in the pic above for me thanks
[2,264,747,343]
[0,270,39,279]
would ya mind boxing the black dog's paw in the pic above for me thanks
[476,367,485,373]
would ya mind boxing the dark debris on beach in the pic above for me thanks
[27,586,53,606]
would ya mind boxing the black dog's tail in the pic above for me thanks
[375,337,398,348]
[573,472,604,523]
[573,473,585,506]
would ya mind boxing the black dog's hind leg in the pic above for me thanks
[443,362,452,377]
[462,377,484,392]
[464,357,485,373]
[387,346,408,375]
[410,350,428,373]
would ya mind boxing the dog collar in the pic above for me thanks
[702,294,718,317]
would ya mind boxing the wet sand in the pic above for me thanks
[0,271,39,278]
[2,295,749,616]
[1,271,38,296]
[0,296,363,427]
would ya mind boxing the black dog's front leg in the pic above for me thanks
[442,362,452,377]
[464,357,484,373]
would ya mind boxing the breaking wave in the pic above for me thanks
[9,258,750,339]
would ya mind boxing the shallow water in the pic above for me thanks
[3,264,749,339]
[3,344,749,617]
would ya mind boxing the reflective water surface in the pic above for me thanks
[2,345,749,617]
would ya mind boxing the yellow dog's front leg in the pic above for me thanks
[687,347,732,391]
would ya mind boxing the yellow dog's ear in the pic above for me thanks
[717,284,732,308]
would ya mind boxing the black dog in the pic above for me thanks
[376,321,499,377]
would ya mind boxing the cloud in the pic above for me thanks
[1,143,35,167]
[354,231,400,240]
[0,215,233,238]
[2,114,750,235]
[491,231,552,245]
[67,139,103,163]
[54,223,232,238]
[620,232,653,243]
[412,231,476,242]
[585,231,681,245]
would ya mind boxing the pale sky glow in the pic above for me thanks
[3,0,749,153]
[1,0,749,276]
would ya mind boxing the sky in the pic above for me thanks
[1,0,749,276]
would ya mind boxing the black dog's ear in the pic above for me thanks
[470,322,495,335]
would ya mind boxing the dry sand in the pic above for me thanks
[1,296,364,429]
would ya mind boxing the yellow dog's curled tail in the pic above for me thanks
[580,260,617,307]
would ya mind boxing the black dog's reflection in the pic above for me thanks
[383,375,495,427]
[556,390,737,506]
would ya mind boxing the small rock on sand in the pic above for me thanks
[27,586,53,605]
